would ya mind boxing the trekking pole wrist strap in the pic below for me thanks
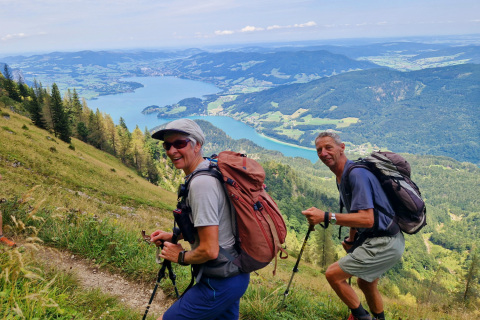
[343,236,355,245]
[323,211,329,229]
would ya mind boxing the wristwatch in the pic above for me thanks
[330,213,337,225]
[178,250,189,266]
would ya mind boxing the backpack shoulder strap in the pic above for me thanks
[184,161,240,249]
[181,165,223,199]
[342,161,370,193]
[341,161,394,233]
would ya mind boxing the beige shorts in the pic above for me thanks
[338,232,405,282]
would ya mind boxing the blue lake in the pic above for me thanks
[87,76,319,163]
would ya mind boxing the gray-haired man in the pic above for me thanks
[302,132,404,320]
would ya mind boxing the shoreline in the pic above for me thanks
[258,132,317,152]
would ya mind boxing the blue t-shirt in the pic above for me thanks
[338,160,399,235]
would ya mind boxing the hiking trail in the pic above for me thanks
[35,246,173,317]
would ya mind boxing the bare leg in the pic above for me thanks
[357,278,383,314]
[325,262,360,309]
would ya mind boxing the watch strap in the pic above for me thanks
[178,250,189,266]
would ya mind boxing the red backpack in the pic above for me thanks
[175,151,288,274]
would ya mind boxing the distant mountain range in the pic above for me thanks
[216,64,480,165]
[1,41,479,165]
[159,50,380,88]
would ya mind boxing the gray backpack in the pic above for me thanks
[345,151,427,234]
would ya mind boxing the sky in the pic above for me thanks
[1,0,479,56]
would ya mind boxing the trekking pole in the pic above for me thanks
[281,224,315,307]
[142,228,181,320]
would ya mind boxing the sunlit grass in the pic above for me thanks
[0,194,157,319]
[2,108,480,319]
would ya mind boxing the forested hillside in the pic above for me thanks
[213,63,480,165]
[2,70,480,318]
[3,43,479,166]
[152,63,480,165]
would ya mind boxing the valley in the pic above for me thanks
[1,35,480,319]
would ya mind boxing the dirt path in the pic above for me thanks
[423,235,431,254]
[36,246,173,318]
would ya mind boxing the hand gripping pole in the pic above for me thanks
[142,227,181,320]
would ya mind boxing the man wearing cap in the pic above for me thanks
[150,119,250,320]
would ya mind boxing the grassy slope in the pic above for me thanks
[1,110,478,319]
[1,110,178,319]
[0,112,175,206]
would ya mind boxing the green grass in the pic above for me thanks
[1,108,479,319]
[0,245,149,320]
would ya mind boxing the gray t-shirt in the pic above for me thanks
[187,160,236,250]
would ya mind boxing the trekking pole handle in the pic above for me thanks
[292,224,315,271]
[171,227,181,244]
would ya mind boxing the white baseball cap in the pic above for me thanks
[151,119,205,145]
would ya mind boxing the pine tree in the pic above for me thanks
[103,114,117,155]
[119,117,130,133]
[50,83,71,143]
[62,88,74,127]
[463,249,480,304]
[144,127,165,161]
[18,78,29,99]
[28,89,46,129]
[117,123,132,164]
[71,89,83,122]
[77,121,89,142]
[87,109,105,149]
[316,227,336,268]
[2,64,21,102]
[41,89,54,130]
[132,126,146,172]
[33,79,46,103]
[144,153,160,184]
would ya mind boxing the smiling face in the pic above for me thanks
[164,132,203,175]
[315,136,347,176]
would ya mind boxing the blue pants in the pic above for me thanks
[163,272,250,320]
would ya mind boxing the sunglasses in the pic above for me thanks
[163,138,191,151]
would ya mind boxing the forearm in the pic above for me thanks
[182,245,219,265]
[181,225,219,265]
[332,211,374,229]
[302,207,374,228]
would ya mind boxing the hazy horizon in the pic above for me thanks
[1,0,479,56]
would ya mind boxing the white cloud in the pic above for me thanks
[267,25,283,30]
[241,25,264,32]
[213,20,318,38]
[266,21,317,31]
[294,21,316,28]
[215,30,235,35]
[1,33,27,41]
